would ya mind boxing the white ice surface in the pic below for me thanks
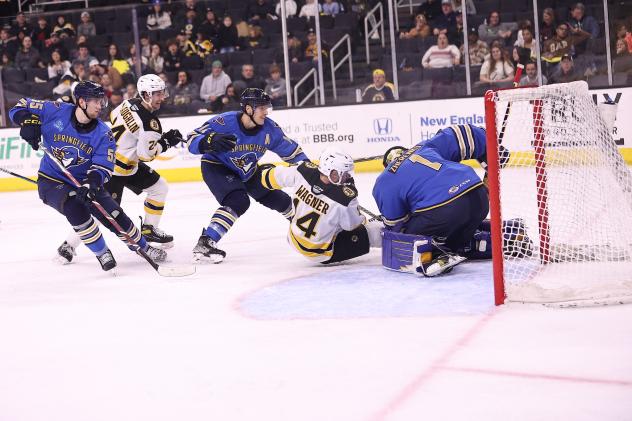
[1,173,631,421]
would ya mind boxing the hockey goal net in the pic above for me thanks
[485,81,632,306]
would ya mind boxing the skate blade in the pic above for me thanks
[149,241,174,250]
[53,255,73,265]
[192,253,224,264]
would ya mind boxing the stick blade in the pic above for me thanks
[157,264,196,277]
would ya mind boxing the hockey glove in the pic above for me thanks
[199,132,237,153]
[76,171,103,204]
[20,115,42,151]
[157,129,184,151]
[258,163,275,171]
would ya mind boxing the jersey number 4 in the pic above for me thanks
[293,198,320,239]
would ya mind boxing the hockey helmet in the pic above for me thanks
[382,146,407,168]
[318,147,354,185]
[240,88,272,112]
[73,80,107,107]
[137,74,168,102]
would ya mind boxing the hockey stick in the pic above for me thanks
[354,155,383,163]
[358,205,383,222]
[0,166,37,184]
[39,145,195,277]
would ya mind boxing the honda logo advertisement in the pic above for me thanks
[368,118,400,143]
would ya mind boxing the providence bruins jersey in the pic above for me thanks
[262,161,365,262]
[109,98,164,176]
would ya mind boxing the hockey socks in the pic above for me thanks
[74,217,108,256]
[205,206,239,242]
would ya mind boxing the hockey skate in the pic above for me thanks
[418,253,466,277]
[56,240,77,264]
[143,244,168,263]
[96,249,117,271]
[140,218,174,249]
[192,229,226,264]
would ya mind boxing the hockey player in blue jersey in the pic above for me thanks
[9,80,167,271]
[187,88,310,263]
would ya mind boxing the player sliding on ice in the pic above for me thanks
[186,88,310,263]
[9,80,167,272]
[56,74,183,263]
[373,124,532,276]
[261,147,382,263]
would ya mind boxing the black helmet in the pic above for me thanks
[240,88,272,112]
[73,80,106,102]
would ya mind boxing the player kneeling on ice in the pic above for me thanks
[9,81,167,272]
[261,148,382,263]
[56,74,183,263]
[187,88,310,263]
[373,124,532,277]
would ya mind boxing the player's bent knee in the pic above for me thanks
[222,190,250,216]
[144,176,168,199]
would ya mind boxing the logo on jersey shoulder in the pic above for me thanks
[213,116,225,126]
[230,152,257,174]
[53,120,64,131]
[311,184,323,195]
[342,186,356,198]
[149,119,160,131]
[51,145,88,168]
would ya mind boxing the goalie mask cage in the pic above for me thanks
[484,81,632,306]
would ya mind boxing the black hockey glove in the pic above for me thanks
[20,115,42,151]
[157,129,184,151]
[258,163,275,172]
[198,132,237,153]
[76,171,103,204]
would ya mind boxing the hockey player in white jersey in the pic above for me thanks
[261,148,381,264]
[57,74,184,263]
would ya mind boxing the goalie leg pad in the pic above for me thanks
[382,230,433,273]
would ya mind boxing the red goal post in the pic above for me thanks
[484,81,632,306]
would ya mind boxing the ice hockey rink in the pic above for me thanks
[1,172,631,421]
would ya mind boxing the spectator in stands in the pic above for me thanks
[177,29,198,57]
[478,45,514,87]
[433,0,458,36]
[542,22,589,66]
[139,34,151,59]
[52,74,76,97]
[613,38,632,74]
[145,43,163,74]
[615,22,632,54]
[127,45,148,78]
[400,14,431,40]
[416,0,441,24]
[69,34,89,57]
[299,0,320,18]
[236,64,266,91]
[275,0,298,18]
[172,70,200,108]
[177,9,200,38]
[177,0,205,18]
[514,26,535,60]
[218,15,240,53]
[199,59,231,104]
[421,33,460,68]
[322,0,341,16]
[77,12,96,38]
[245,0,276,24]
[72,43,96,70]
[549,54,581,83]
[47,49,71,81]
[69,61,87,82]
[42,32,68,61]
[540,8,557,45]
[123,83,137,101]
[451,0,476,15]
[478,11,515,47]
[243,25,267,50]
[1,52,14,69]
[200,8,220,43]
[102,91,124,120]
[285,32,303,62]
[32,17,51,48]
[0,27,18,61]
[15,36,42,70]
[567,2,599,54]
[264,64,286,106]
[512,46,531,70]
[304,28,328,62]
[10,12,32,40]
[461,26,488,65]
[164,40,184,72]
[212,83,241,112]
[519,60,547,86]
[147,0,173,31]
[52,15,75,38]
[158,72,173,98]
[194,32,214,58]
[88,58,105,78]
[102,43,130,76]
[447,12,464,47]
[362,68,395,103]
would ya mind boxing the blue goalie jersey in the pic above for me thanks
[187,112,308,180]
[372,124,487,228]
[9,98,115,185]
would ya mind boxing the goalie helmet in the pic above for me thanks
[382,146,407,168]
[137,74,168,103]
[318,148,354,185]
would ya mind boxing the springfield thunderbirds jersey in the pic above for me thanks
[109,98,164,176]
[262,161,365,262]
[9,98,115,185]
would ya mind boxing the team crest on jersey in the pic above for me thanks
[213,116,225,126]
[229,152,257,174]
[342,186,355,197]
[53,120,64,131]
[51,145,88,168]
[150,119,160,131]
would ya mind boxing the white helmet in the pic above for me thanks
[318,148,354,185]
[137,74,168,105]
